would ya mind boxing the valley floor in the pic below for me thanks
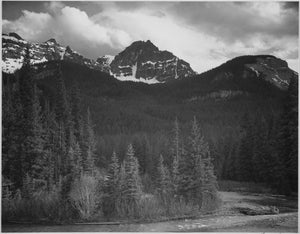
[2,191,298,232]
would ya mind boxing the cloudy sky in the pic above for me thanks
[2,1,299,72]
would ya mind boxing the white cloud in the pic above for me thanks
[2,2,298,72]
[3,6,132,58]
[3,10,52,41]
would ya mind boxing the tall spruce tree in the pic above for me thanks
[83,108,97,174]
[104,151,120,216]
[121,144,142,216]
[156,154,172,210]
[157,154,171,195]
[171,117,181,196]
[238,113,254,181]
[70,81,83,143]
[54,64,71,176]
[178,117,205,206]
[2,76,23,188]
[18,45,45,192]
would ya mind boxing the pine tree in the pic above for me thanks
[83,108,97,174]
[18,46,45,193]
[157,155,171,195]
[42,101,59,186]
[156,154,172,210]
[2,76,23,189]
[171,117,181,196]
[70,81,83,143]
[202,149,219,211]
[53,64,71,177]
[104,151,120,216]
[121,144,142,216]
[238,113,254,181]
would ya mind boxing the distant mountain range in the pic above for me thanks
[2,32,298,88]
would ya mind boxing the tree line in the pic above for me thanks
[2,48,219,221]
[2,48,297,222]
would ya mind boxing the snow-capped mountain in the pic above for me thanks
[2,32,106,74]
[2,33,196,84]
[109,40,196,83]
[2,33,296,88]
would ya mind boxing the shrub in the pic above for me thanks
[2,186,61,223]
[69,174,103,220]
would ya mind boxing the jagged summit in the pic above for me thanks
[8,32,23,40]
[110,39,196,83]
[2,33,107,73]
[2,33,296,88]
[45,38,58,45]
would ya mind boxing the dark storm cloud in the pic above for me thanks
[166,2,298,42]
[282,2,299,12]
[2,1,46,20]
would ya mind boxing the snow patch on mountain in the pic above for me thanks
[2,35,27,44]
[31,57,48,65]
[2,57,24,73]
[113,63,160,84]
[249,66,260,77]
[102,55,115,65]
[114,73,160,84]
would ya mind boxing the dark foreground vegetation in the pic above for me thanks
[2,49,298,223]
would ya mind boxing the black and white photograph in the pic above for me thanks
[1,1,299,232]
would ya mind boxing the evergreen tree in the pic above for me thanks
[18,46,45,192]
[104,151,120,216]
[202,148,219,211]
[40,101,57,188]
[238,113,254,181]
[171,117,181,195]
[121,144,142,216]
[178,117,205,206]
[70,81,83,143]
[156,154,172,211]
[157,154,171,195]
[53,64,71,176]
[83,108,97,174]
[2,76,23,189]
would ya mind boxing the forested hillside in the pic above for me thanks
[2,50,298,222]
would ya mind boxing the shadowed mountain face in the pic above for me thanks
[109,40,196,83]
[2,32,297,89]
[2,33,196,83]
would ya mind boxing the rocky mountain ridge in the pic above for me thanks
[2,32,297,88]
[2,32,108,74]
[2,33,196,83]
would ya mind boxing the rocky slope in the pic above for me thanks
[110,40,196,83]
[2,32,106,74]
[2,33,196,84]
[2,33,297,88]
[200,55,297,90]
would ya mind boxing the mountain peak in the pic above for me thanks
[8,32,23,40]
[45,38,58,45]
[208,54,295,89]
[110,40,196,83]
[128,40,159,52]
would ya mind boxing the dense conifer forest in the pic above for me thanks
[2,49,298,223]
